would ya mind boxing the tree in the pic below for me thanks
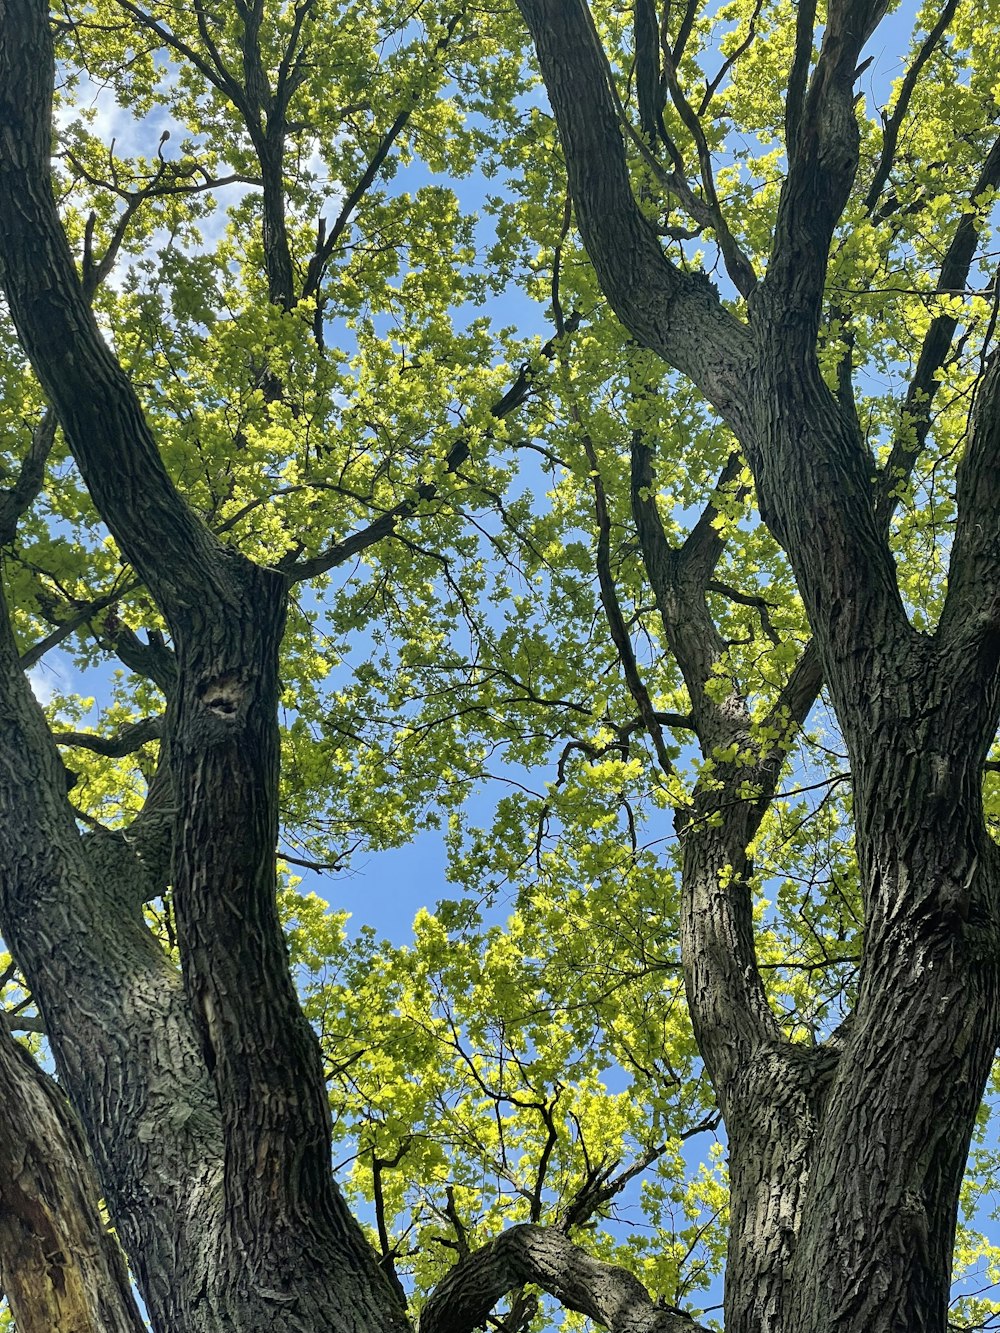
[0,0,999,1330]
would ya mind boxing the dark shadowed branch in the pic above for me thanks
[419,1224,708,1333]
[515,0,754,437]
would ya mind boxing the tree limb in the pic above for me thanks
[302,10,464,302]
[286,313,581,582]
[419,1224,708,1333]
[0,1022,148,1333]
[0,0,238,620]
[766,0,889,333]
[863,0,960,214]
[53,715,164,758]
[18,578,140,673]
[581,422,676,777]
[515,0,754,437]
[0,412,55,545]
[939,352,1000,668]
[630,437,744,746]
[784,0,818,153]
[875,131,1000,529]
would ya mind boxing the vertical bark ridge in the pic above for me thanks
[0,587,229,1331]
[0,4,411,1326]
[0,1022,148,1333]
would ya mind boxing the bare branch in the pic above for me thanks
[863,0,961,215]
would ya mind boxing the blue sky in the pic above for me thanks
[12,1,1000,1324]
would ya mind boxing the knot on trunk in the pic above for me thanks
[198,673,245,720]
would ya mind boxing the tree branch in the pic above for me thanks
[582,423,676,777]
[0,0,235,621]
[659,39,756,296]
[0,1022,148,1333]
[630,436,744,746]
[784,0,818,153]
[765,0,889,333]
[18,578,140,673]
[302,10,464,302]
[103,624,177,694]
[0,412,55,545]
[53,715,163,758]
[634,0,661,143]
[863,0,960,215]
[515,0,754,436]
[419,1224,709,1333]
[112,0,245,106]
[939,352,1000,662]
[286,313,581,582]
[560,1113,720,1234]
[875,132,1000,529]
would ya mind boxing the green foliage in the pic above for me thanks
[5,0,1000,1323]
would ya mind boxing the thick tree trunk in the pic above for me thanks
[164,562,410,1331]
[684,720,1000,1333]
[0,586,230,1331]
[787,776,1000,1331]
[0,4,412,1328]
[679,802,834,1333]
[0,1022,147,1333]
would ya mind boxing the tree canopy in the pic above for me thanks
[1,0,1000,1331]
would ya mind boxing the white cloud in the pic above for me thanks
[27,655,73,706]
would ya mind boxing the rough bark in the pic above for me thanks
[419,1224,708,1333]
[0,1022,148,1333]
[0,581,229,1329]
[0,0,997,1331]
[514,0,754,438]
[0,2,409,1328]
[518,4,1000,1333]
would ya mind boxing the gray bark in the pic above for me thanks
[0,1020,147,1333]
[419,1224,708,1333]
[0,0,998,1331]
[0,1,410,1328]
[515,2,1000,1331]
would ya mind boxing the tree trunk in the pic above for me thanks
[787,770,1000,1330]
[0,1022,148,1333]
[0,3,414,1327]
